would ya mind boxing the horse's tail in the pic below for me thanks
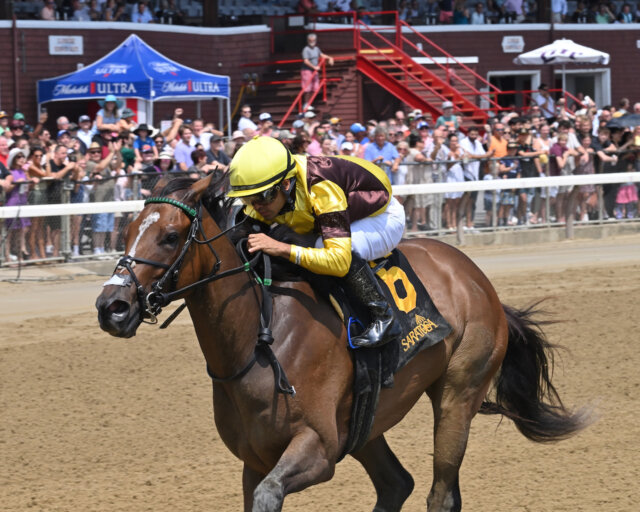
[479,302,592,442]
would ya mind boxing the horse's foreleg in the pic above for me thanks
[352,435,415,512]
[252,430,335,512]
[242,464,265,512]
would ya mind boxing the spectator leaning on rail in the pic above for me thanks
[364,126,400,184]
[89,139,123,255]
[228,135,406,349]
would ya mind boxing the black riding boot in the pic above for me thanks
[344,253,401,348]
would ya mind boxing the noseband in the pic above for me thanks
[112,196,256,324]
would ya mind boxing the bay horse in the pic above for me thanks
[96,174,589,512]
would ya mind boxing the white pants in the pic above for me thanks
[315,197,406,261]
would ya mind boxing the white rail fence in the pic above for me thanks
[1,172,639,263]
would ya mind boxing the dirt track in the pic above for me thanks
[1,235,639,511]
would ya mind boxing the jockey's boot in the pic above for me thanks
[344,253,401,348]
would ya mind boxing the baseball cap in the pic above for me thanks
[330,117,341,125]
[304,110,316,119]
[417,121,429,130]
[409,109,423,119]
[442,101,454,109]
[210,133,223,142]
[259,112,272,122]
[341,141,354,151]
[78,115,91,123]
[517,128,529,135]
[57,129,70,138]
[292,119,305,129]
[350,122,366,133]
[13,112,25,121]
[141,144,154,153]
[0,111,8,119]
[278,129,294,140]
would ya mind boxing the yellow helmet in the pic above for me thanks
[228,136,297,197]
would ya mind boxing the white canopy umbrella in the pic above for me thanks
[514,39,610,94]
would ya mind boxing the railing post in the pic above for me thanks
[545,188,551,226]
[352,11,357,50]
[61,186,72,261]
[395,11,400,50]
[322,61,327,102]
[0,189,5,265]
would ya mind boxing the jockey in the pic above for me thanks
[228,135,405,348]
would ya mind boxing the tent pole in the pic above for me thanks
[218,98,222,134]
[562,64,566,116]
[197,100,201,118]
[226,97,231,138]
[147,100,153,128]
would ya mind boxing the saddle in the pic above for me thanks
[231,217,452,455]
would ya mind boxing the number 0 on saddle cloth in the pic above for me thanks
[338,249,452,371]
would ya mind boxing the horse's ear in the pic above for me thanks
[189,173,215,202]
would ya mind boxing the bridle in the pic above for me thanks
[107,194,295,396]
[113,196,258,324]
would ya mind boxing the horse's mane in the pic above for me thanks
[151,173,234,230]
[150,173,316,281]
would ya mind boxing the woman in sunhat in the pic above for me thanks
[95,94,122,133]
[4,148,31,263]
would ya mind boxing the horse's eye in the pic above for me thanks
[163,232,179,246]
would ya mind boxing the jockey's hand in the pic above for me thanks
[247,233,291,259]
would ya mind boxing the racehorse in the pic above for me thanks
[96,174,589,512]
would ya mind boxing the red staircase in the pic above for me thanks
[354,19,503,129]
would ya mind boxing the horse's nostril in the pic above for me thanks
[108,300,130,315]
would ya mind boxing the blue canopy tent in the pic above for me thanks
[37,34,231,134]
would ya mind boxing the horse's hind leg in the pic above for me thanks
[252,430,335,512]
[425,339,500,512]
[352,435,415,512]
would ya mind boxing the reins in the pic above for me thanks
[110,195,295,397]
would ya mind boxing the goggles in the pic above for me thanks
[240,183,282,206]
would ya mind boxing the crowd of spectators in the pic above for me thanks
[0,96,234,264]
[9,0,639,24]
[237,91,639,232]
[15,0,186,24]
[1,90,639,265]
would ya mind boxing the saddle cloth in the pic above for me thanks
[310,248,452,457]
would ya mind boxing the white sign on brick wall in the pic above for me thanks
[49,36,84,56]
[502,36,525,54]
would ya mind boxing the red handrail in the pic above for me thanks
[355,22,449,103]
[398,20,501,95]
[397,35,502,112]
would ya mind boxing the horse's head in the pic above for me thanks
[96,174,222,338]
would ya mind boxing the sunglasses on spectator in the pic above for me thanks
[240,183,282,206]
[89,149,101,154]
